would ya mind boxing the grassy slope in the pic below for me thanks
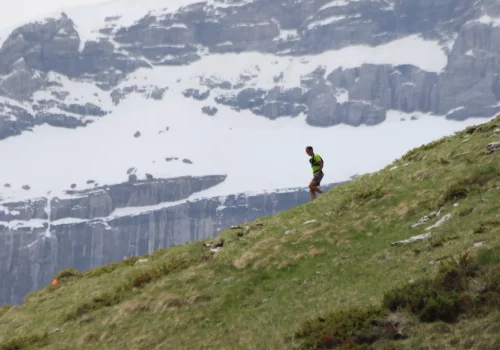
[3,117,500,349]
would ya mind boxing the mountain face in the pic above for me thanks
[0,0,499,304]
[0,0,499,138]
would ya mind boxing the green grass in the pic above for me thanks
[3,116,500,349]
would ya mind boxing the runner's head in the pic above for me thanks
[305,146,314,156]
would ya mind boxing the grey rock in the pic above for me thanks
[184,89,210,100]
[486,141,500,153]
[306,85,339,126]
[50,91,70,100]
[105,16,122,22]
[149,87,168,100]
[201,78,232,90]
[201,106,218,116]
[182,159,193,164]
[391,233,432,246]
[59,103,107,117]
[134,131,141,138]
[22,185,30,190]
[128,174,138,182]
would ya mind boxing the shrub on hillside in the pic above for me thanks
[383,253,481,323]
[294,307,387,349]
[382,279,462,322]
[55,267,82,281]
[462,123,498,135]
[442,183,468,202]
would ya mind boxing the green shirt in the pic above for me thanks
[310,154,323,173]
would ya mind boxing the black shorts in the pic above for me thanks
[312,172,324,186]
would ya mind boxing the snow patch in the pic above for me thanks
[307,15,345,30]
[319,0,349,12]
[477,15,500,27]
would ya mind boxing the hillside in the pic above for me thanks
[2,116,500,349]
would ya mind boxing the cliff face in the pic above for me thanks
[0,175,339,305]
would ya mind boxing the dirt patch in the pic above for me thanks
[309,248,326,257]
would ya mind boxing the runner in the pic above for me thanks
[306,146,324,200]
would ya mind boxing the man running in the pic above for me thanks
[306,146,324,200]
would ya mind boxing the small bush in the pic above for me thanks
[473,220,500,235]
[294,307,386,349]
[435,253,479,291]
[127,267,163,288]
[459,207,473,217]
[383,253,478,323]
[442,183,468,202]
[463,125,478,135]
[382,279,462,323]
[429,235,459,248]
[459,122,498,136]
[55,267,82,281]
[439,157,450,165]
[353,186,384,202]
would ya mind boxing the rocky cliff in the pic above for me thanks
[0,175,339,305]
